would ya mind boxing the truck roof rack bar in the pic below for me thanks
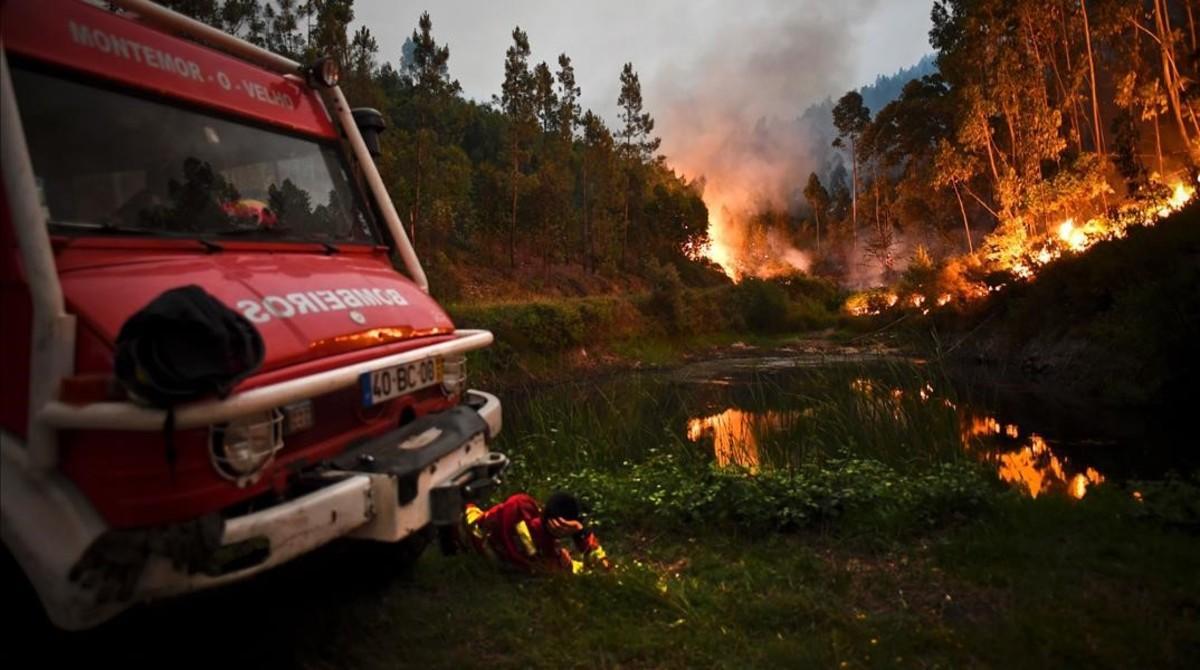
[104,0,300,76]
[104,0,431,293]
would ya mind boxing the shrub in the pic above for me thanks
[728,279,791,333]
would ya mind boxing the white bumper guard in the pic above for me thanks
[6,332,502,630]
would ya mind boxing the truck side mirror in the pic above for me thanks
[351,107,386,159]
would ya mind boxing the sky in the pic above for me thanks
[351,0,935,126]
[351,1,935,278]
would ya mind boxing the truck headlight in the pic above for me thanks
[442,355,467,395]
[210,409,284,486]
[305,55,340,89]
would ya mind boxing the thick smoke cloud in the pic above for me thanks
[651,1,882,279]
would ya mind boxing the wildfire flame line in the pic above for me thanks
[844,178,1197,316]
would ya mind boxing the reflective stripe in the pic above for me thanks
[466,510,488,543]
[570,558,585,575]
[586,545,608,563]
[514,520,537,557]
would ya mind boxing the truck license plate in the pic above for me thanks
[360,356,444,407]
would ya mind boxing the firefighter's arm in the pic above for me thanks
[573,528,612,571]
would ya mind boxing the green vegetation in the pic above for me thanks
[23,368,1197,668]
[449,273,844,385]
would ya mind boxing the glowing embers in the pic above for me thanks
[686,408,792,471]
[962,416,1106,499]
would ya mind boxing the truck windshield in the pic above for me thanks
[10,64,379,245]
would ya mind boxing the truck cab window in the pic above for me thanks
[10,64,379,245]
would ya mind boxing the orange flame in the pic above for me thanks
[844,177,1196,317]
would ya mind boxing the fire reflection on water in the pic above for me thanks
[686,409,786,472]
[687,385,1108,499]
[962,416,1105,498]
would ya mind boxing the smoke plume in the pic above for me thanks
[651,1,881,280]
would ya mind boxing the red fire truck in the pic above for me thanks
[0,0,506,629]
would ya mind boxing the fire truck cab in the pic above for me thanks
[0,0,505,629]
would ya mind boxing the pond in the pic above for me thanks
[497,348,1195,499]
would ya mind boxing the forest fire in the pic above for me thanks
[844,178,1198,317]
[696,196,812,281]
[1007,178,1195,281]
[699,207,741,279]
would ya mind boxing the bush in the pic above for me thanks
[551,453,995,536]
[728,278,791,333]
[643,259,690,335]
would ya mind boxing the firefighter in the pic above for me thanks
[461,491,611,574]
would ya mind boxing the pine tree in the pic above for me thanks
[499,27,536,268]
[400,12,461,246]
[555,54,581,145]
[616,63,660,268]
[803,173,831,253]
[617,63,661,161]
[832,90,870,244]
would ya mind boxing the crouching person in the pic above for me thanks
[462,491,611,573]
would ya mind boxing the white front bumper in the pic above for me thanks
[3,389,503,630]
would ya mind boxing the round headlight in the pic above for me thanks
[306,55,340,89]
[210,409,284,486]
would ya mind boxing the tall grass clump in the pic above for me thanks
[498,361,984,536]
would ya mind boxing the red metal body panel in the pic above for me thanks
[54,239,455,375]
[1,0,336,139]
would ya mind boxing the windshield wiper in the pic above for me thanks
[216,225,286,237]
[198,239,224,253]
[49,220,155,235]
[52,219,224,253]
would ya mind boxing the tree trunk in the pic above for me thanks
[1154,0,1192,149]
[814,208,821,253]
[953,182,973,254]
[850,138,859,246]
[621,182,629,270]
[414,132,424,251]
[510,146,518,269]
[1188,1,1198,54]
[978,106,1002,188]
[583,169,591,273]
[1155,111,1164,176]
[1046,33,1080,153]
[1058,2,1088,154]
[1081,0,1105,155]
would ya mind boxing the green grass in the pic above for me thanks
[29,473,1196,669]
[16,359,1197,668]
[448,279,845,388]
[278,485,1197,670]
[499,362,970,481]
